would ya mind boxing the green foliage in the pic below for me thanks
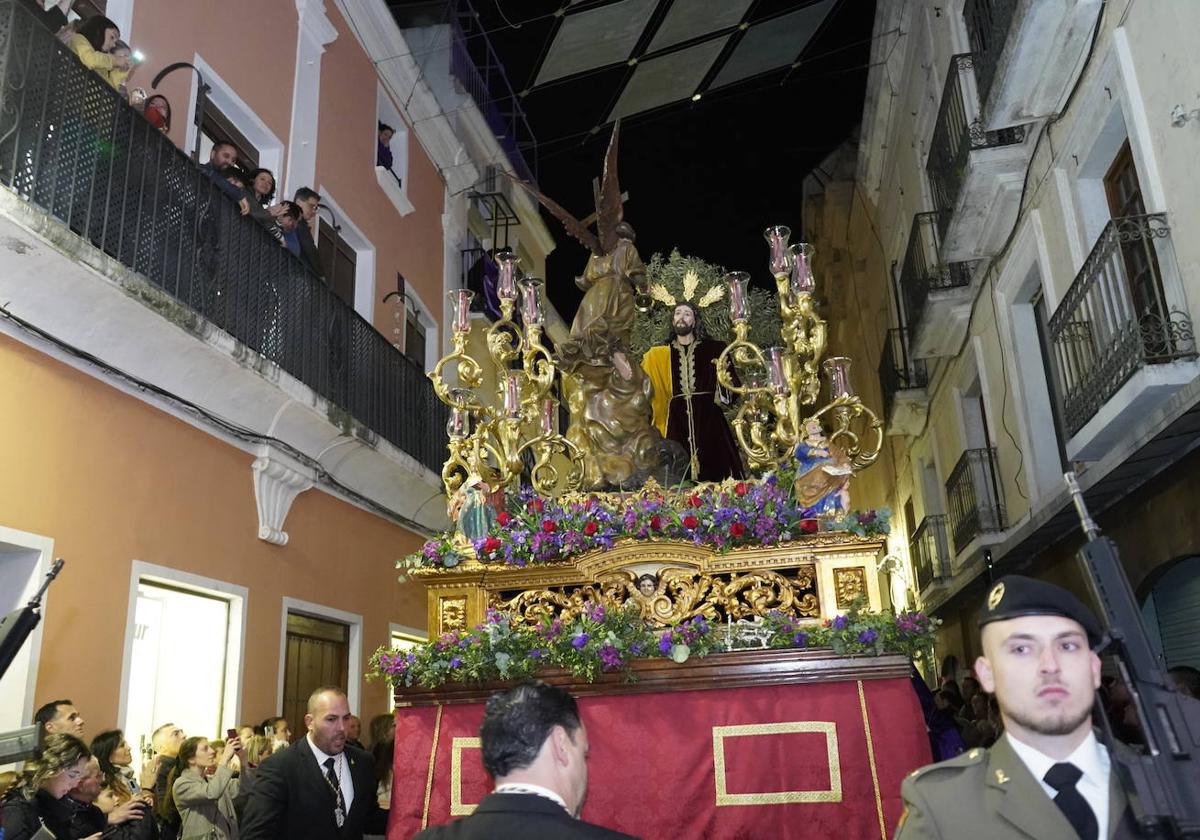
[631,249,782,359]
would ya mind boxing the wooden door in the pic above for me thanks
[281,613,349,741]
[1104,141,1165,321]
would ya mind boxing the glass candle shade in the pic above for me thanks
[503,374,522,418]
[447,407,469,438]
[495,251,520,301]
[788,243,815,295]
[766,347,790,395]
[725,271,751,322]
[519,278,544,327]
[448,289,474,334]
[823,356,854,398]
[764,225,792,276]
[540,397,556,435]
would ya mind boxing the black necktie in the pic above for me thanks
[323,756,346,827]
[1044,762,1099,840]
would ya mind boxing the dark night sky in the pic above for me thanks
[456,0,876,317]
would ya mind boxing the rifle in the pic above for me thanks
[1065,473,1200,837]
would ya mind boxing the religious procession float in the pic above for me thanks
[375,128,936,839]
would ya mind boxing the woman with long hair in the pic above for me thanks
[165,736,244,840]
[0,733,99,840]
[67,15,131,90]
[91,728,141,801]
[245,169,276,208]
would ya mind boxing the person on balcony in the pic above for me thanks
[20,0,71,35]
[377,123,395,171]
[291,187,324,279]
[67,15,131,91]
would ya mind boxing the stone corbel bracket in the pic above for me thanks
[252,445,315,545]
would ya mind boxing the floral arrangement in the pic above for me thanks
[403,477,890,573]
[369,600,936,690]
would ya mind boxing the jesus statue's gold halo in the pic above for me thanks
[647,269,726,310]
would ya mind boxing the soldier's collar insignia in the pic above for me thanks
[994,769,1009,785]
[987,582,1005,611]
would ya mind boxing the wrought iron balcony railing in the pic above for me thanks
[878,327,929,422]
[963,0,1019,119]
[945,447,1006,552]
[926,54,1026,239]
[911,514,951,593]
[1047,214,1197,436]
[899,211,975,340]
[0,1,448,474]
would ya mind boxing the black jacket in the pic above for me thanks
[1,789,73,840]
[412,793,637,840]
[296,220,324,279]
[238,738,376,840]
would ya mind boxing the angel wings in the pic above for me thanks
[506,122,627,257]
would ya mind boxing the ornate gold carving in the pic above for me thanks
[438,597,468,634]
[490,566,821,628]
[712,721,841,805]
[833,567,867,610]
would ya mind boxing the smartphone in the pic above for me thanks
[227,728,238,739]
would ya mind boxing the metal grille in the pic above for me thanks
[962,0,1019,119]
[898,211,975,341]
[1047,214,1196,436]
[0,1,448,474]
[878,327,928,423]
[926,54,1026,240]
[910,515,950,593]
[945,447,1006,553]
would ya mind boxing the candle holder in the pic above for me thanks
[715,229,882,472]
[429,257,583,498]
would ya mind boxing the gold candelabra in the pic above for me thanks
[715,226,883,472]
[431,252,583,498]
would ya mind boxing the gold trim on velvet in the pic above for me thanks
[857,681,887,840]
[711,721,841,805]
[420,704,444,829]
[450,737,482,815]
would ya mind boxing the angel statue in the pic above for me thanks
[510,124,670,489]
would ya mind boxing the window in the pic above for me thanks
[405,306,426,369]
[1104,140,1165,320]
[198,101,259,171]
[318,220,357,308]
[124,579,240,757]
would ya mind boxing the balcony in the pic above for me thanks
[964,0,1104,131]
[926,54,1029,263]
[1047,214,1199,461]
[898,211,976,358]
[910,515,951,595]
[945,448,1007,553]
[0,3,449,534]
[878,328,929,436]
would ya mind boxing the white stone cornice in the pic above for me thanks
[333,0,478,195]
[252,445,315,545]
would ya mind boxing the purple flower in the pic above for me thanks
[449,656,463,669]
[792,632,809,647]
[529,648,543,660]
[572,633,591,650]
[587,603,606,622]
[598,644,622,670]
[858,629,878,645]
[658,632,673,655]
[831,615,849,630]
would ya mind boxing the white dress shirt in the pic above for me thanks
[308,733,355,812]
[1006,731,1110,839]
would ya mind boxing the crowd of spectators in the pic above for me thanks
[1,700,398,840]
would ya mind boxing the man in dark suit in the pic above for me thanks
[413,681,636,840]
[239,686,376,840]
[292,187,325,280]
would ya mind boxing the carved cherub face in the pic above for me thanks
[637,575,657,597]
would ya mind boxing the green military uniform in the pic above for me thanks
[895,734,1129,839]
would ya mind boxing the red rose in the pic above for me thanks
[542,519,557,534]
[734,482,748,496]
[689,494,703,508]
[496,511,511,526]
[583,521,598,536]
[482,536,501,553]
[800,519,818,534]
[729,522,746,537]
[682,515,699,529]
[529,498,545,513]
[649,515,662,530]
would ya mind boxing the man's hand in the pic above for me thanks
[267,203,288,218]
[109,798,148,825]
[238,198,251,216]
[139,755,161,791]
[612,351,633,381]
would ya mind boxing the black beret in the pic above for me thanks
[978,574,1103,647]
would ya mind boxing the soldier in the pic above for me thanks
[896,574,1135,840]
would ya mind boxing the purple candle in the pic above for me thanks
[764,225,792,276]
[766,347,790,395]
[503,374,522,418]
[725,271,751,322]
[520,278,544,327]
[823,357,854,398]
[448,289,474,334]
[496,252,519,301]
[540,398,556,435]
[789,243,815,295]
